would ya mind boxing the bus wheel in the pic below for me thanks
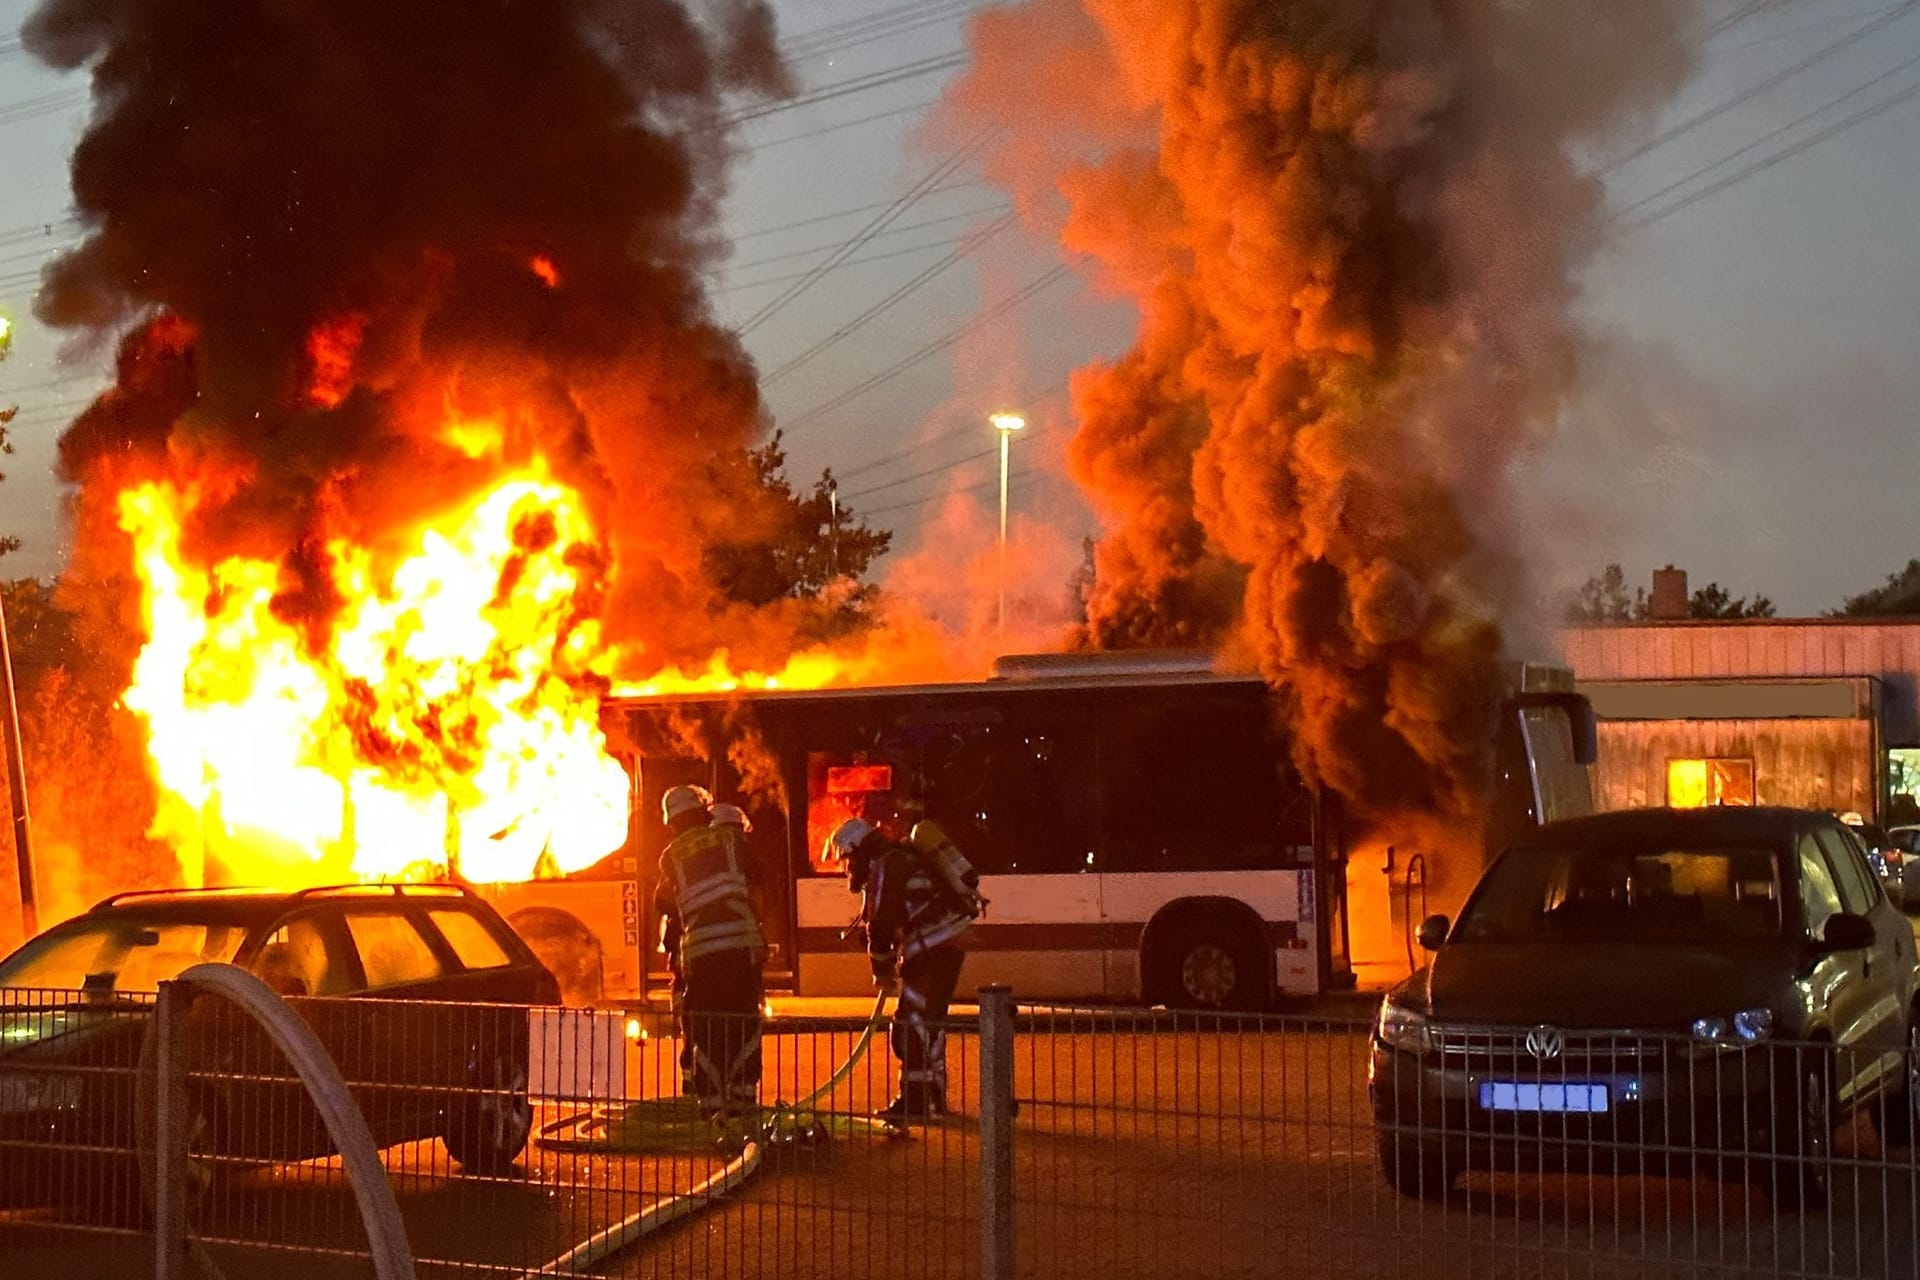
[1156,918,1264,1011]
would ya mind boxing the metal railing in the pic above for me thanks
[3,982,1919,1278]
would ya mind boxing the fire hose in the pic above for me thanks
[527,990,897,1275]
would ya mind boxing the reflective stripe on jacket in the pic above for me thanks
[864,846,971,964]
[659,826,764,964]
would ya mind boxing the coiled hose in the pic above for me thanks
[527,992,898,1274]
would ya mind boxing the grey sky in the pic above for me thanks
[0,0,1916,620]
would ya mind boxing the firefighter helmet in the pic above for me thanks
[711,802,753,833]
[661,784,714,825]
[826,817,877,864]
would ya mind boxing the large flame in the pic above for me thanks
[119,466,640,886]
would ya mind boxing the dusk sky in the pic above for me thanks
[1,0,1917,619]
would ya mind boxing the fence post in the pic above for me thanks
[153,979,189,1280]
[978,985,1016,1280]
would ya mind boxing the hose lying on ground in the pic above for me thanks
[527,991,897,1275]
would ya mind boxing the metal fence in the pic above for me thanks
[4,982,1920,1279]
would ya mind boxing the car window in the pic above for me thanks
[0,919,246,993]
[254,916,354,997]
[344,912,445,988]
[1816,826,1879,915]
[1452,844,1781,944]
[1797,834,1844,939]
[427,909,513,971]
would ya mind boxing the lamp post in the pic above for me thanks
[990,412,1025,635]
[826,477,840,579]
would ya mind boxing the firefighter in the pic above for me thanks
[656,784,765,1119]
[828,815,983,1122]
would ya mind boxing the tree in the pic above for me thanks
[1067,536,1096,626]
[1564,564,1647,624]
[1688,582,1775,619]
[1567,564,1776,622]
[703,432,891,623]
[1835,560,1920,617]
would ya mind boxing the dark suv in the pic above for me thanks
[1371,808,1920,1206]
[0,883,559,1209]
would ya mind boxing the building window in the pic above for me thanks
[1667,758,1756,809]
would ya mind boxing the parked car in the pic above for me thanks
[1840,815,1909,910]
[0,883,559,1213]
[1371,807,1920,1207]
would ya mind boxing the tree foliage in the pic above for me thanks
[1566,564,1775,623]
[703,432,891,626]
[1564,564,1648,623]
[1835,560,1920,617]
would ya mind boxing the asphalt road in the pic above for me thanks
[8,914,1920,1278]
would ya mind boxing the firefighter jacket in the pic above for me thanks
[859,836,974,971]
[656,825,764,966]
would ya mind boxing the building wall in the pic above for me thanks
[1594,718,1875,816]
[1560,622,1920,743]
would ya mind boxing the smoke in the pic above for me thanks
[943,0,1705,832]
[25,0,790,665]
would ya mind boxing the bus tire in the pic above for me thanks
[1152,915,1266,1012]
[508,909,604,1008]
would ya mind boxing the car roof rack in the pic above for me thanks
[89,882,475,913]
[287,883,477,902]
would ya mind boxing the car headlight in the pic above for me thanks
[1690,1006,1774,1046]
[1376,1000,1432,1054]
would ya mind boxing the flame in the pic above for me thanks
[111,452,893,889]
[118,466,639,885]
[530,256,559,288]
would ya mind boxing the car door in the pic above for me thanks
[336,906,459,1143]
[1817,824,1913,1095]
[1798,830,1892,1108]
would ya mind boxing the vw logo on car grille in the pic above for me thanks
[1524,1026,1565,1061]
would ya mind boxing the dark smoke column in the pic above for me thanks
[948,0,1700,840]
[24,0,788,660]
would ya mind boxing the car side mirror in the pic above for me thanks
[1416,914,1451,952]
[1820,912,1876,953]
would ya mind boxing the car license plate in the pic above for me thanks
[1478,1081,1609,1113]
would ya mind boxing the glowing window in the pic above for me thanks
[1667,758,1756,809]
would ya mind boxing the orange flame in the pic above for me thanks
[110,451,899,889]
[529,255,559,288]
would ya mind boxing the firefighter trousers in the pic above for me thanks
[892,945,964,1111]
[682,949,763,1116]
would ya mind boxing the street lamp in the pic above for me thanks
[990,412,1025,635]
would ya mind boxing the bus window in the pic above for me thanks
[1099,691,1292,873]
[804,754,894,874]
[988,712,1097,875]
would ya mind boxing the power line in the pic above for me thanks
[749,96,941,152]
[1713,4,1902,54]
[842,445,998,502]
[1623,70,1920,230]
[861,461,1043,520]
[737,139,983,336]
[761,214,1015,384]
[781,264,1071,433]
[718,235,960,295]
[1601,0,1917,173]
[784,0,982,64]
[725,52,966,127]
[0,88,88,126]
[1615,43,1920,222]
[831,378,1069,484]
[726,202,1008,273]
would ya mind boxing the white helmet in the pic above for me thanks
[711,803,752,833]
[826,817,877,864]
[661,784,714,825]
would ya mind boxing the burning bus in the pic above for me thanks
[489,650,1596,1010]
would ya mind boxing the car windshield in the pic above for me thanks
[0,917,249,994]
[1453,844,1783,945]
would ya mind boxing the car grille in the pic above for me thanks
[1428,1027,1669,1074]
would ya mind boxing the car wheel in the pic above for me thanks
[444,1042,533,1176]
[1765,1048,1833,1212]
[1156,919,1265,1012]
[1871,1019,1920,1149]
[1377,1134,1453,1202]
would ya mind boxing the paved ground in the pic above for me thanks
[7,912,1920,1278]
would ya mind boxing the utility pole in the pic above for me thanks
[0,314,36,938]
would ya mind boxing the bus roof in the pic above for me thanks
[604,648,1574,713]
